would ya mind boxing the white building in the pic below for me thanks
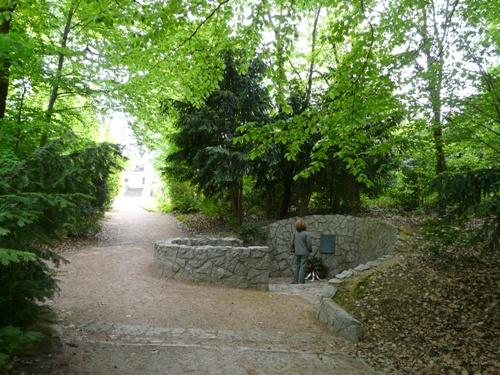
[121,152,159,198]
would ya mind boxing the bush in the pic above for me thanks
[237,221,267,245]
[197,196,228,221]
[0,326,42,371]
[165,179,200,213]
[0,135,124,369]
[430,167,499,250]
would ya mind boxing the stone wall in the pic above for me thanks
[154,237,272,290]
[267,215,399,277]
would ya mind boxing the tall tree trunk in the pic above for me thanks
[298,182,312,216]
[14,79,27,154]
[328,173,341,212]
[0,5,15,120]
[303,6,321,111]
[427,53,447,176]
[268,7,290,113]
[40,4,75,146]
[231,181,243,225]
[279,168,293,218]
[347,174,360,214]
[420,0,458,214]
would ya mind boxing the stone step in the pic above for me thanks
[59,320,351,356]
[68,321,338,344]
[57,337,378,375]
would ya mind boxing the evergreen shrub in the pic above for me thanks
[0,135,124,369]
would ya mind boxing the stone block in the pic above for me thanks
[175,258,186,268]
[250,250,265,258]
[336,270,354,279]
[214,267,232,279]
[211,255,226,267]
[233,262,248,276]
[248,270,269,285]
[354,264,371,272]
[316,299,364,342]
[321,285,337,299]
[188,256,206,269]
[278,259,291,270]
[196,261,212,274]
[345,251,357,262]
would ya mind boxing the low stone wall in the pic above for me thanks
[267,215,399,278]
[154,237,272,290]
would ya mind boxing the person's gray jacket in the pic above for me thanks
[290,230,312,255]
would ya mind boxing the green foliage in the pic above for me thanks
[237,221,267,245]
[196,196,229,221]
[162,51,270,222]
[421,218,498,256]
[162,178,200,214]
[1,8,497,371]
[430,168,500,218]
[429,168,499,249]
[0,135,124,367]
[0,252,57,328]
[0,326,42,371]
[0,249,36,266]
[0,136,124,239]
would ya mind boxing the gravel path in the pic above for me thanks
[14,197,376,374]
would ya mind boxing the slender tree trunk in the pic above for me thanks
[40,5,75,146]
[0,5,15,120]
[427,54,447,175]
[14,80,27,154]
[279,168,293,218]
[231,181,243,225]
[329,173,341,212]
[268,7,290,113]
[347,174,360,214]
[298,182,312,216]
[303,6,321,110]
[420,2,451,214]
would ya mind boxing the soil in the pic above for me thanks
[11,196,375,375]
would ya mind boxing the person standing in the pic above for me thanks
[290,218,312,284]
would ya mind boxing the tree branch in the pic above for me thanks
[474,137,500,155]
[287,58,303,82]
[304,6,321,110]
[176,0,231,51]
[349,0,375,122]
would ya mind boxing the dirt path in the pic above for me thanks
[14,197,376,374]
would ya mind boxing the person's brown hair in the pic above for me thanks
[295,218,306,232]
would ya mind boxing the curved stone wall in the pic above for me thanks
[267,215,399,278]
[154,237,272,290]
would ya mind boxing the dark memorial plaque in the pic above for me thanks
[319,234,336,254]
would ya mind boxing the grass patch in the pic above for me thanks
[353,275,371,300]
[334,273,373,312]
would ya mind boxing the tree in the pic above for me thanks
[239,1,402,213]
[164,52,270,223]
[380,0,498,209]
[0,2,16,119]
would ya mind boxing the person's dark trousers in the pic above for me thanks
[293,255,308,284]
